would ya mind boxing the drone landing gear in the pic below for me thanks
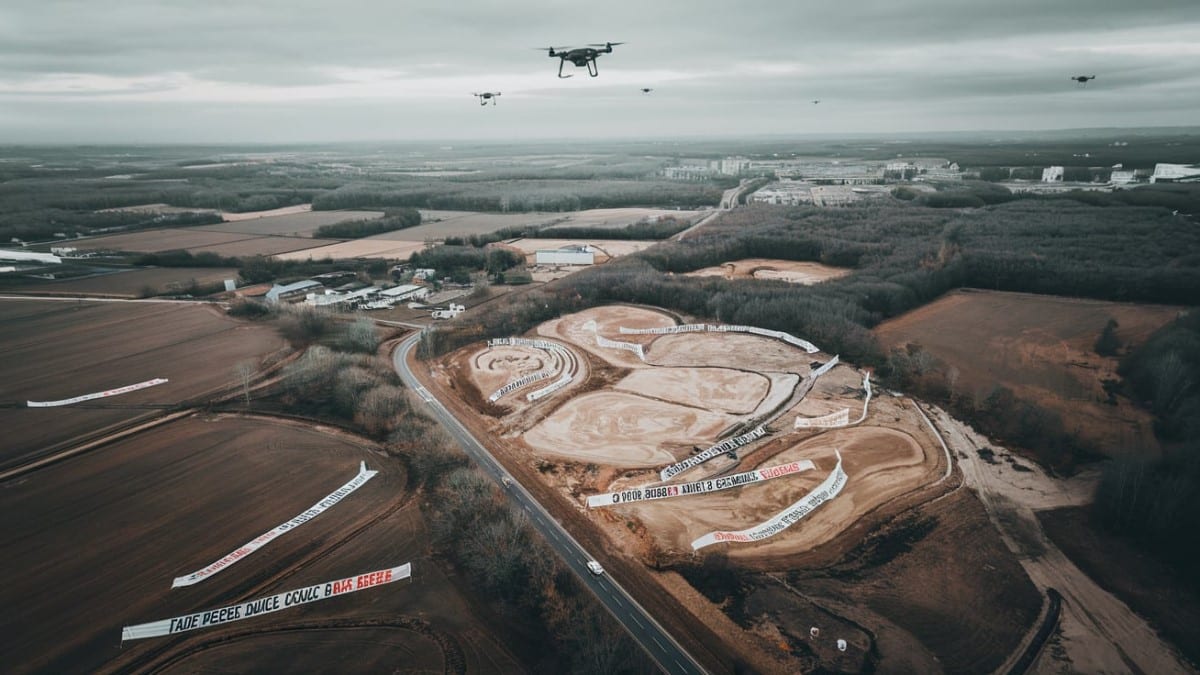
[557,59,573,78]
[587,59,599,77]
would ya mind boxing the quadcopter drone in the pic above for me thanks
[640,87,653,94]
[538,42,624,78]
[813,99,820,104]
[1070,75,1096,86]
[472,91,501,106]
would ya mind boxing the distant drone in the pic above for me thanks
[813,99,820,104]
[1071,75,1096,86]
[538,42,624,78]
[640,87,653,94]
[472,92,501,106]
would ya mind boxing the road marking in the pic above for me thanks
[653,636,665,650]
[612,593,623,607]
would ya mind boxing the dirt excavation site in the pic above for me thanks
[426,304,1200,674]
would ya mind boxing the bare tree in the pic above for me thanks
[234,359,257,405]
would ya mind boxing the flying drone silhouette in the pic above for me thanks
[536,42,624,78]
[640,88,653,94]
[813,99,820,104]
[472,92,501,106]
[1071,75,1096,86]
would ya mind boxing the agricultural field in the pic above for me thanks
[0,266,239,297]
[0,299,286,471]
[873,289,1183,455]
[686,258,852,285]
[272,239,429,262]
[421,304,1043,672]
[196,209,385,237]
[0,414,522,674]
[66,228,339,257]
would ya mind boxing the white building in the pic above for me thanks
[1042,166,1065,182]
[1110,170,1138,186]
[716,157,751,175]
[663,166,712,181]
[536,246,594,266]
[750,181,814,206]
[1150,163,1200,183]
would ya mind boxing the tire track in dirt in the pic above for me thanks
[926,405,1193,675]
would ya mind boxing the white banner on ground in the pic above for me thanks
[811,355,839,378]
[855,372,872,424]
[619,323,819,353]
[124,563,411,641]
[527,372,574,401]
[588,459,815,508]
[595,333,645,360]
[794,408,851,429]
[489,370,551,403]
[172,462,378,588]
[659,426,767,481]
[26,378,169,407]
[691,451,848,550]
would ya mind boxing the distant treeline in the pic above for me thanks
[312,179,725,212]
[408,245,525,283]
[0,208,223,243]
[313,208,421,238]
[444,215,693,247]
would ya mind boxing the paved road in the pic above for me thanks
[392,333,707,675]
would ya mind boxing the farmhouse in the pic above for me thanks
[265,279,322,304]
[1150,163,1200,183]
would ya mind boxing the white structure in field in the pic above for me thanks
[1042,166,1065,182]
[536,246,594,266]
[0,249,61,264]
[1150,163,1200,183]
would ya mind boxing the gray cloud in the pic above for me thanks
[0,0,1197,141]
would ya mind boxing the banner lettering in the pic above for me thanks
[660,426,766,481]
[123,563,411,641]
[27,378,169,407]
[794,408,851,429]
[589,459,814,508]
[172,462,378,587]
[691,451,848,550]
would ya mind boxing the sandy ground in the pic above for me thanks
[614,367,770,415]
[649,332,821,374]
[537,305,674,369]
[272,239,428,261]
[875,289,1181,455]
[522,390,739,467]
[687,258,852,285]
[467,344,556,400]
[924,405,1193,675]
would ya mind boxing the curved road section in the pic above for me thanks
[393,333,707,675]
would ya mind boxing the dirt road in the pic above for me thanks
[925,405,1193,675]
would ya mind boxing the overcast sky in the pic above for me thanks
[1,0,1198,143]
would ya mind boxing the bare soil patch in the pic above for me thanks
[71,229,255,253]
[614,367,770,415]
[537,304,674,368]
[191,236,337,257]
[687,258,852,285]
[874,289,1181,455]
[0,300,285,470]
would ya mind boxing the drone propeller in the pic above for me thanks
[588,42,626,47]
[533,46,571,51]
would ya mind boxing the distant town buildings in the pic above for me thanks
[1150,163,1200,183]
